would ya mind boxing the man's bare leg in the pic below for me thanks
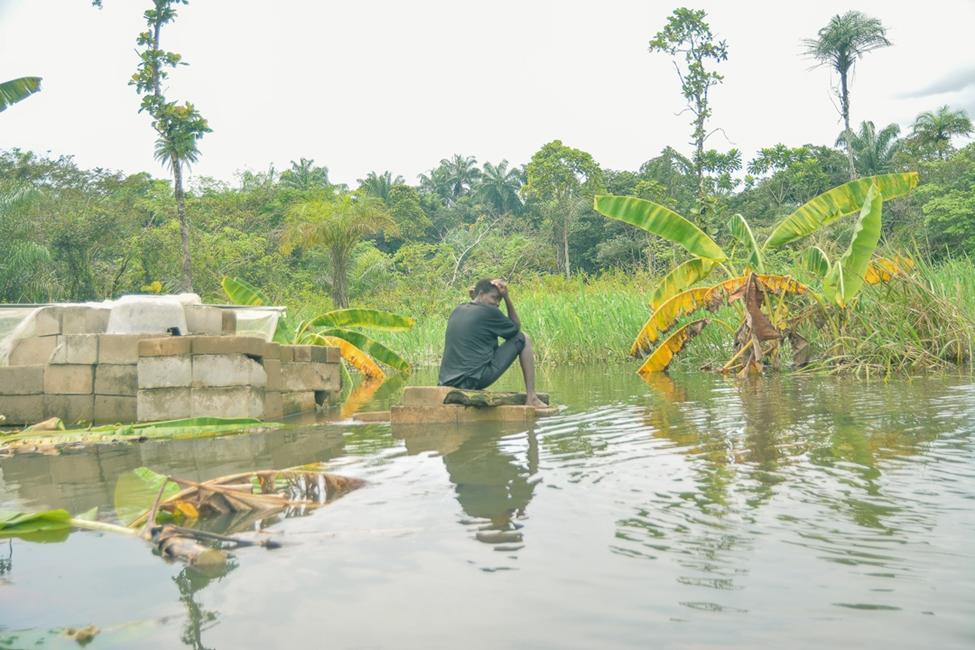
[519,334,547,409]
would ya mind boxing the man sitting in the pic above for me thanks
[438,278,547,408]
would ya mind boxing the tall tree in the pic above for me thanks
[440,154,480,201]
[804,11,891,180]
[280,158,330,191]
[357,171,404,202]
[477,160,523,215]
[131,0,211,292]
[911,105,973,159]
[523,140,603,278]
[836,121,901,176]
[282,194,395,308]
[0,77,41,112]
[649,8,728,206]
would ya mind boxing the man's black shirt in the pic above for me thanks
[438,302,519,386]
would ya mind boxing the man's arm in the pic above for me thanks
[492,279,521,329]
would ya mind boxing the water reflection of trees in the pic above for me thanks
[395,422,539,549]
[620,373,969,601]
[173,562,236,650]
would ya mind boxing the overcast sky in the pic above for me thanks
[2,0,974,187]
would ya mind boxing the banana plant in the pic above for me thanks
[221,277,414,380]
[594,172,919,375]
[0,76,41,112]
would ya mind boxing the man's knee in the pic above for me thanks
[515,331,528,351]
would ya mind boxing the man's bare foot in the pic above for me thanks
[525,394,548,409]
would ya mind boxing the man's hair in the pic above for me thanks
[472,278,497,297]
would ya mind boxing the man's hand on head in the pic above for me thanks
[491,278,509,298]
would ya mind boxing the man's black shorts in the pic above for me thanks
[448,332,526,390]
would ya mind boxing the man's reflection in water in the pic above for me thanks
[396,422,540,547]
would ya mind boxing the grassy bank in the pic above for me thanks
[366,258,975,374]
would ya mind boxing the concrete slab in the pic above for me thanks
[191,336,266,357]
[94,364,138,396]
[44,394,94,424]
[138,336,191,357]
[32,306,63,337]
[262,358,282,391]
[262,342,281,360]
[282,391,316,416]
[94,395,137,424]
[192,354,267,388]
[191,386,264,418]
[138,355,192,389]
[184,305,223,335]
[221,310,236,335]
[50,334,99,365]
[0,366,45,395]
[390,403,558,424]
[62,306,110,335]
[0,394,44,425]
[281,362,339,392]
[400,386,454,406]
[137,387,191,422]
[44,365,94,395]
[98,334,146,364]
[264,391,283,419]
[8,336,58,366]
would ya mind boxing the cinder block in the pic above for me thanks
[291,345,316,362]
[98,335,145,364]
[50,334,99,365]
[62,306,110,335]
[190,386,264,418]
[323,346,341,363]
[401,386,454,407]
[94,395,137,424]
[31,306,62,337]
[44,365,94,395]
[0,366,45,395]
[221,310,237,335]
[281,362,340,392]
[44,394,94,424]
[8,336,58,366]
[282,391,316,415]
[184,305,223,335]
[191,336,266,357]
[264,391,283,419]
[0,394,44,425]
[192,354,267,388]
[95,364,137,396]
[262,358,282,391]
[138,355,192,389]
[278,346,295,362]
[137,387,191,422]
[138,337,191,357]
[263,342,281,360]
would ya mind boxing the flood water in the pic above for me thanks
[1,366,973,649]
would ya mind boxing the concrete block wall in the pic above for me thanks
[0,304,340,426]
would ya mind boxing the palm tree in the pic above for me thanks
[282,194,396,307]
[280,158,329,190]
[153,103,210,293]
[0,77,41,112]
[441,154,480,200]
[911,105,974,159]
[477,160,523,215]
[357,171,404,202]
[804,11,891,179]
[836,121,901,176]
[418,165,452,202]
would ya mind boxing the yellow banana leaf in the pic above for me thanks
[637,320,709,376]
[593,195,727,260]
[755,274,811,296]
[865,255,914,284]
[649,258,716,310]
[631,287,717,357]
[764,172,917,249]
[309,334,386,380]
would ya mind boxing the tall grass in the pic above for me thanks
[365,259,975,374]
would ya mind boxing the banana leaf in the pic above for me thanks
[304,333,385,379]
[0,509,71,537]
[302,309,415,332]
[115,467,182,526]
[316,328,412,375]
[799,246,831,279]
[824,184,883,307]
[764,172,917,249]
[637,319,709,376]
[0,76,42,112]
[594,195,727,260]
[648,258,716,310]
[728,213,765,272]
[221,276,267,306]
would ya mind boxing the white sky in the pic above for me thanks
[1,0,974,187]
